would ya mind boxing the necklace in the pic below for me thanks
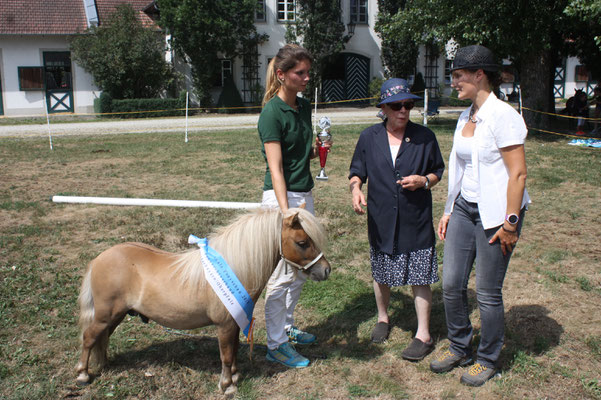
[469,106,478,123]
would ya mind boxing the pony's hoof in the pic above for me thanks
[224,385,237,398]
[76,373,91,386]
[231,372,241,385]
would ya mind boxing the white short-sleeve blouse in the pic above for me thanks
[444,92,530,229]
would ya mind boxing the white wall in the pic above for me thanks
[343,0,384,80]
[0,36,98,117]
[227,0,384,104]
[564,56,594,97]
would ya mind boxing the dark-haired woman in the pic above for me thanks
[258,44,330,368]
[430,45,529,387]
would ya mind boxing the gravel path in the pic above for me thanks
[0,108,388,138]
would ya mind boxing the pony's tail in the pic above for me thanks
[78,265,108,368]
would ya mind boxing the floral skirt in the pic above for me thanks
[370,246,439,287]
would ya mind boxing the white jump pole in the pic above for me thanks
[518,86,523,116]
[52,195,261,209]
[184,91,189,143]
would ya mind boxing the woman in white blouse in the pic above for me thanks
[430,45,529,387]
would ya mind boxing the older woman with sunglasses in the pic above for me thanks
[349,78,445,361]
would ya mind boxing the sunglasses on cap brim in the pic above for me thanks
[387,102,415,111]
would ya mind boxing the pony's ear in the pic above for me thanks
[284,212,303,229]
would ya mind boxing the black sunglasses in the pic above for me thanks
[388,101,415,111]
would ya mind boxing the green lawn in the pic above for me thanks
[1,117,600,399]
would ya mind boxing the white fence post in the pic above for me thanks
[44,94,53,150]
[184,91,189,143]
[423,89,429,126]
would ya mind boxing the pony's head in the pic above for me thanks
[281,207,330,281]
[575,89,587,102]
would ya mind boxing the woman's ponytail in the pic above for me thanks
[262,57,281,106]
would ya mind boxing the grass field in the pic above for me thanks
[1,117,600,399]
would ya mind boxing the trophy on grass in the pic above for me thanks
[315,116,332,181]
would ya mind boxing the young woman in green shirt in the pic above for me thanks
[258,44,331,368]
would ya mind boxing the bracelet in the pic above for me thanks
[502,225,517,233]
[424,176,430,189]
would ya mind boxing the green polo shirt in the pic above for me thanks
[258,95,314,192]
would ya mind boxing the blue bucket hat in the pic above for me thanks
[377,78,421,107]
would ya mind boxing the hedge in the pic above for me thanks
[94,92,186,118]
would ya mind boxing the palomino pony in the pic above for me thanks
[75,207,330,396]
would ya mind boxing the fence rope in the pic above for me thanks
[0,96,381,119]
[2,92,600,141]
[522,106,601,121]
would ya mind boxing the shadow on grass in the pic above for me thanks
[501,304,563,369]
[95,296,558,381]
[105,334,297,382]
[298,278,479,360]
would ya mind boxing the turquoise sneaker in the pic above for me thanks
[266,342,310,368]
[287,326,316,345]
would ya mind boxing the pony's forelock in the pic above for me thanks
[283,207,327,251]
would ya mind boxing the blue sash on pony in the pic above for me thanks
[188,235,255,338]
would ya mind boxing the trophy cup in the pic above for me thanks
[315,116,331,181]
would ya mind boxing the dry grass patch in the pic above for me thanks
[1,122,600,399]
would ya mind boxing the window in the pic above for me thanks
[350,0,368,24]
[43,52,72,90]
[501,65,516,83]
[256,0,266,22]
[444,59,452,85]
[424,45,439,90]
[18,67,45,90]
[575,65,590,82]
[213,59,232,87]
[242,45,261,103]
[277,0,295,22]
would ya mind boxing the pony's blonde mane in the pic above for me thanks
[169,207,326,295]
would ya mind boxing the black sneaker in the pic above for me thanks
[429,350,473,373]
[460,363,500,386]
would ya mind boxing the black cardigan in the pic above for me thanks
[349,121,445,254]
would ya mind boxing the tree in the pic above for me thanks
[157,0,262,106]
[70,4,174,99]
[375,0,419,78]
[381,0,594,128]
[564,0,601,80]
[286,0,349,99]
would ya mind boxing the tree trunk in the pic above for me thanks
[519,50,554,130]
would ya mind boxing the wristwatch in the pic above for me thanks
[505,213,519,225]
[424,176,430,190]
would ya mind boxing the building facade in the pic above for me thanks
[202,0,383,106]
[0,0,596,117]
[0,0,157,117]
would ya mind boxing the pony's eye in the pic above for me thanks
[296,241,309,249]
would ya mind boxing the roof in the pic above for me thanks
[0,0,88,34]
[95,0,157,28]
[0,0,158,35]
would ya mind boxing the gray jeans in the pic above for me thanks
[442,195,524,368]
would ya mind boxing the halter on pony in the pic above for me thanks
[278,222,324,273]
